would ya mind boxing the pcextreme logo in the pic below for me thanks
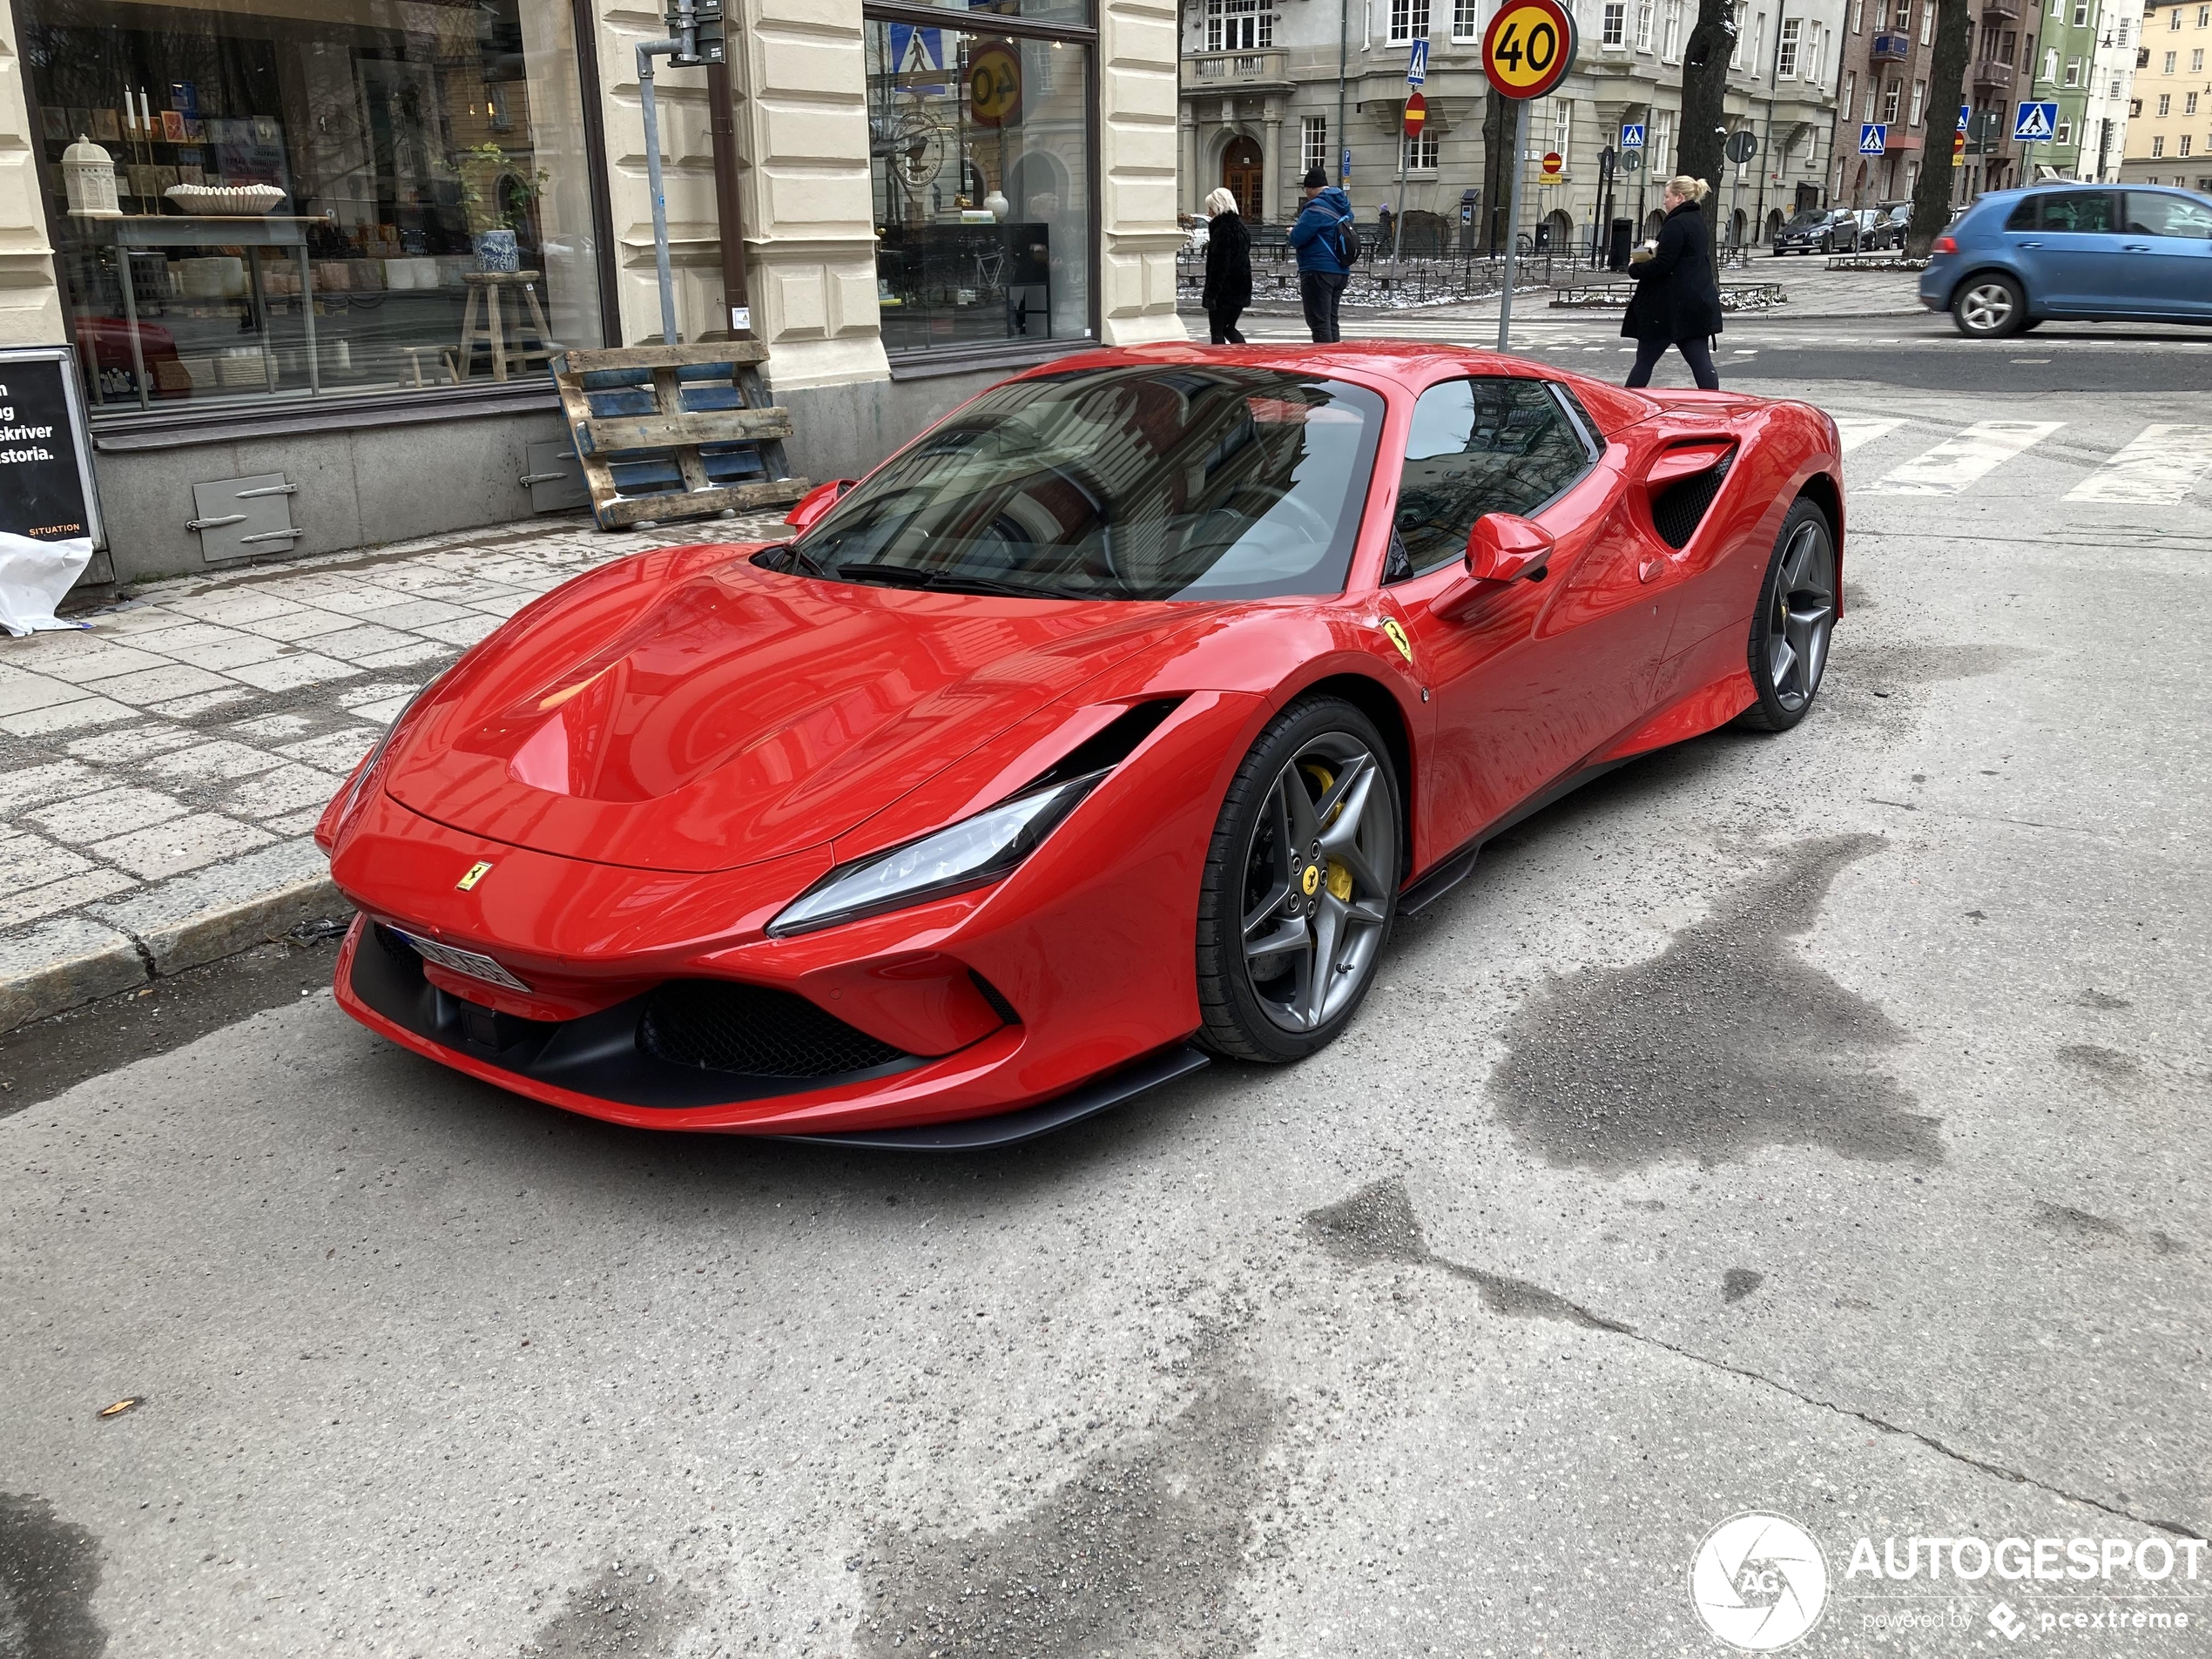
[1689,1512,1831,1651]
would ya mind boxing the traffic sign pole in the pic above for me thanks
[1499,98,1530,351]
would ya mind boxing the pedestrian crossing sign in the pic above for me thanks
[1859,123,1887,155]
[889,23,946,91]
[1620,122,1646,149]
[2013,101,2059,141]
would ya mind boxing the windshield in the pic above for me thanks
[792,365,1386,602]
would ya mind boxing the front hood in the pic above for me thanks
[384,552,1193,873]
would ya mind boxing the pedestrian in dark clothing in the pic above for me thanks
[1200,186,1251,344]
[1622,176,1724,390]
[1287,166,1354,343]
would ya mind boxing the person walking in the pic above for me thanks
[1622,175,1723,391]
[1200,186,1251,345]
[1288,167,1354,344]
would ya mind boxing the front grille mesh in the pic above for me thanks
[638,981,911,1078]
[1649,459,1731,550]
[374,923,425,975]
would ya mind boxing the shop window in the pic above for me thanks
[867,24,1092,358]
[20,0,605,416]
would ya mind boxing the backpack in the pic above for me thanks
[1334,213,1362,268]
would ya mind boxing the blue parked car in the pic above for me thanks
[1919,185,2212,338]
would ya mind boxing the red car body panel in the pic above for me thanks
[322,342,1842,1138]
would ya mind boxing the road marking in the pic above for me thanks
[1831,416,1905,454]
[1872,420,2065,496]
[2064,425,2212,505]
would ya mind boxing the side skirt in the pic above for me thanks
[1396,757,1635,921]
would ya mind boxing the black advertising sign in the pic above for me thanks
[0,347,104,546]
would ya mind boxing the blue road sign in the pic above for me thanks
[2013,101,2059,141]
[1958,103,1971,131]
[888,23,945,91]
[1859,123,1888,156]
[1620,122,1646,150]
[1341,147,1352,179]
[1406,39,1429,84]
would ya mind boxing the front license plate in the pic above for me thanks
[388,927,532,994]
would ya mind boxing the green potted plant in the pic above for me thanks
[452,143,546,272]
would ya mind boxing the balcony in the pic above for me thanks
[1972,56,2017,92]
[1871,30,1912,59]
[1184,50,1291,90]
[1982,0,2021,20]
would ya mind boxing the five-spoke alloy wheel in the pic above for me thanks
[1197,698,1401,1062]
[1953,273,2027,338]
[1737,498,1838,732]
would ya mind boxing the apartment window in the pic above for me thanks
[1402,128,1440,167]
[2119,17,2132,42]
[2130,96,2141,113]
[1751,11,1765,66]
[2184,133,2196,153]
[1731,1,1748,65]
[2201,3,2210,21]
[1911,78,1926,122]
[1851,0,1863,32]
[17,0,609,416]
[2056,118,2074,140]
[2001,30,2018,63]
[1603,2,1627,44]
[1664,0,1683,57]
[1453,0,1482,37]
[1302,115,1328,175]
[2064,55,2081,82]
[1806,23,1824,77]
[1920,3,1934,42]
[1388,0,1431,43]
[1884,78,1902,120]
[2153,133,2166,152]
[2173,5,2183,24]
[2191,91,2202,112]
[2047,0,2059,15]
[1864,84,1878,120]
[1206,0,1276,50]
[1777,16,1801,72]
[2073,0,2087,19]
[1893,0,1912,27]
[1651,109,1673,169]
[2195,47,2207,66]
[2158,91,2173,113]
[2164,49,2179,67]
[1844,71,1858,119]
[1553,101,1573,167]
[2043,45,2059,77]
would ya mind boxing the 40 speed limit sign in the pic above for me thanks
[1481,0,1577,99]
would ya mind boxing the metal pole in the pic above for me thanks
[1391,128,1408,275]
[637,39,684,345]
[1338,0,1350,187]
[1497,98,1529,352]
[707,60,751,339]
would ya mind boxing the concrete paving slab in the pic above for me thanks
[0,914,145,1027]
[88,839,341,974]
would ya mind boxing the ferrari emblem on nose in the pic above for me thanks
[455,860,494,892]
[1302,864,1322,897]
[1381,618,1413,664]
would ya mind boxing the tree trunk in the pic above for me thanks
[1908,0,1973,253]
[1678,0,1736,188]
[1482,90,1513,254]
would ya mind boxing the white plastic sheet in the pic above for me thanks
[0,531,94,637]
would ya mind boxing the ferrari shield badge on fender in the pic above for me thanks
[455,860,494,892]
[1381,618,1414,664]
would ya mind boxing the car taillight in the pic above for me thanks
[1932,234,1958,254]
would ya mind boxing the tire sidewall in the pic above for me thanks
[1740,498,1833,732]
[1196,696,1402,1063]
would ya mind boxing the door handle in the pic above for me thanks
[2121,243,2151,252]
[2020,239,2043,247]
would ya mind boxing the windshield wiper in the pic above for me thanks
[832,561,1056,600]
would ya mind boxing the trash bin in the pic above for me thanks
[1608,218,1633,272]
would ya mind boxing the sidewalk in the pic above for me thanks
[0,508,790,1032]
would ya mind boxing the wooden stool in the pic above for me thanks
[398,345,452,388]
[455,270,559,382]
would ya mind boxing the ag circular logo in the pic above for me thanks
[1689,1512,1829,1651]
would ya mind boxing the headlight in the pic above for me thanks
[766,770,1107,938]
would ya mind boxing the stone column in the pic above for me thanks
[1099,0,1187,345]
[1181,104,1201,215]
[1262,101,1283,223]
[0,3,62,347]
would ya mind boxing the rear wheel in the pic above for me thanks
[1196,698,1400,1062]
[1736,499,1837,733]
[1953,273,2027,338]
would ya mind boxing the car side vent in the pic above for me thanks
[968,969,1022,1026]
[1649,452,1735,551]
[1025,698,1185,792]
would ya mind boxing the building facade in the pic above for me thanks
[2080,0,2148,179]
[1179,0,1844,252]
[2121,0,2212,183]
[0,0,1183,589]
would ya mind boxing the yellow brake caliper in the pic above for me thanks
[1299,763,1357,903]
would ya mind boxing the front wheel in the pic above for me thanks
[1196,698,1401,1063]
[1735,499,1837,733]
[1953,273,2027,337]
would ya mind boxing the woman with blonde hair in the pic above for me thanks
[1622,174,1723,389]
[1200,185,1252,344]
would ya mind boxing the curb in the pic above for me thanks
[0,876,354,1036]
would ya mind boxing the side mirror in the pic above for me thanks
[785,477,858,533]
[1466,513,1554,583]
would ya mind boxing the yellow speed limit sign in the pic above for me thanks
[969,42,1022,126]
[1480,0,1577,99]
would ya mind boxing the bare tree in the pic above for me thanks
[1908,0,1973,253]
[1678,0,1737,187]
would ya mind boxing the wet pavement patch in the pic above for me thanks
[855,1377,1278,1658]
[522,1561,699,1658]
[1722,1268,1765,1305]
[1489,834,1943,1174]
[2032,1202,2129,1248]
[2057,1043,2140,1081]
[0,1494,106,1659]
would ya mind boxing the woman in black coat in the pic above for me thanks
[1622,178,1723,390]
[1201,186,1252,345]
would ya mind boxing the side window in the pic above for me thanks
[1393,378,1595,578]
[2038,190,2118,232]
[2125,192,2212,236]
[2005,198,2040,230]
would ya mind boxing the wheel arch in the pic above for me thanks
[1940,261,2028,314]
[1295,671,1417,878]
[1795,469,1844,606]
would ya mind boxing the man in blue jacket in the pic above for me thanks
[1287,166,1354,343]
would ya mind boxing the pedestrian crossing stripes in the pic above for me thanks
[1870,421,2067,496]
[2062,425,2212,506]
[1832,417,1905,454]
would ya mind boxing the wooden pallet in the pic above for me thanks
[552,341,810,529]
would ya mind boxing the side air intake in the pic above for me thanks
[1648,446,1736,551]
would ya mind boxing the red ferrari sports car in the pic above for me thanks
[319,343,1841,1147]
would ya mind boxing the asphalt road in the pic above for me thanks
[3,357,2209,1657]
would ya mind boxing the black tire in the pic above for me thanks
[1196,696,1401,1063]
[1952,272,2027,338]
[1736,498,1838,733]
